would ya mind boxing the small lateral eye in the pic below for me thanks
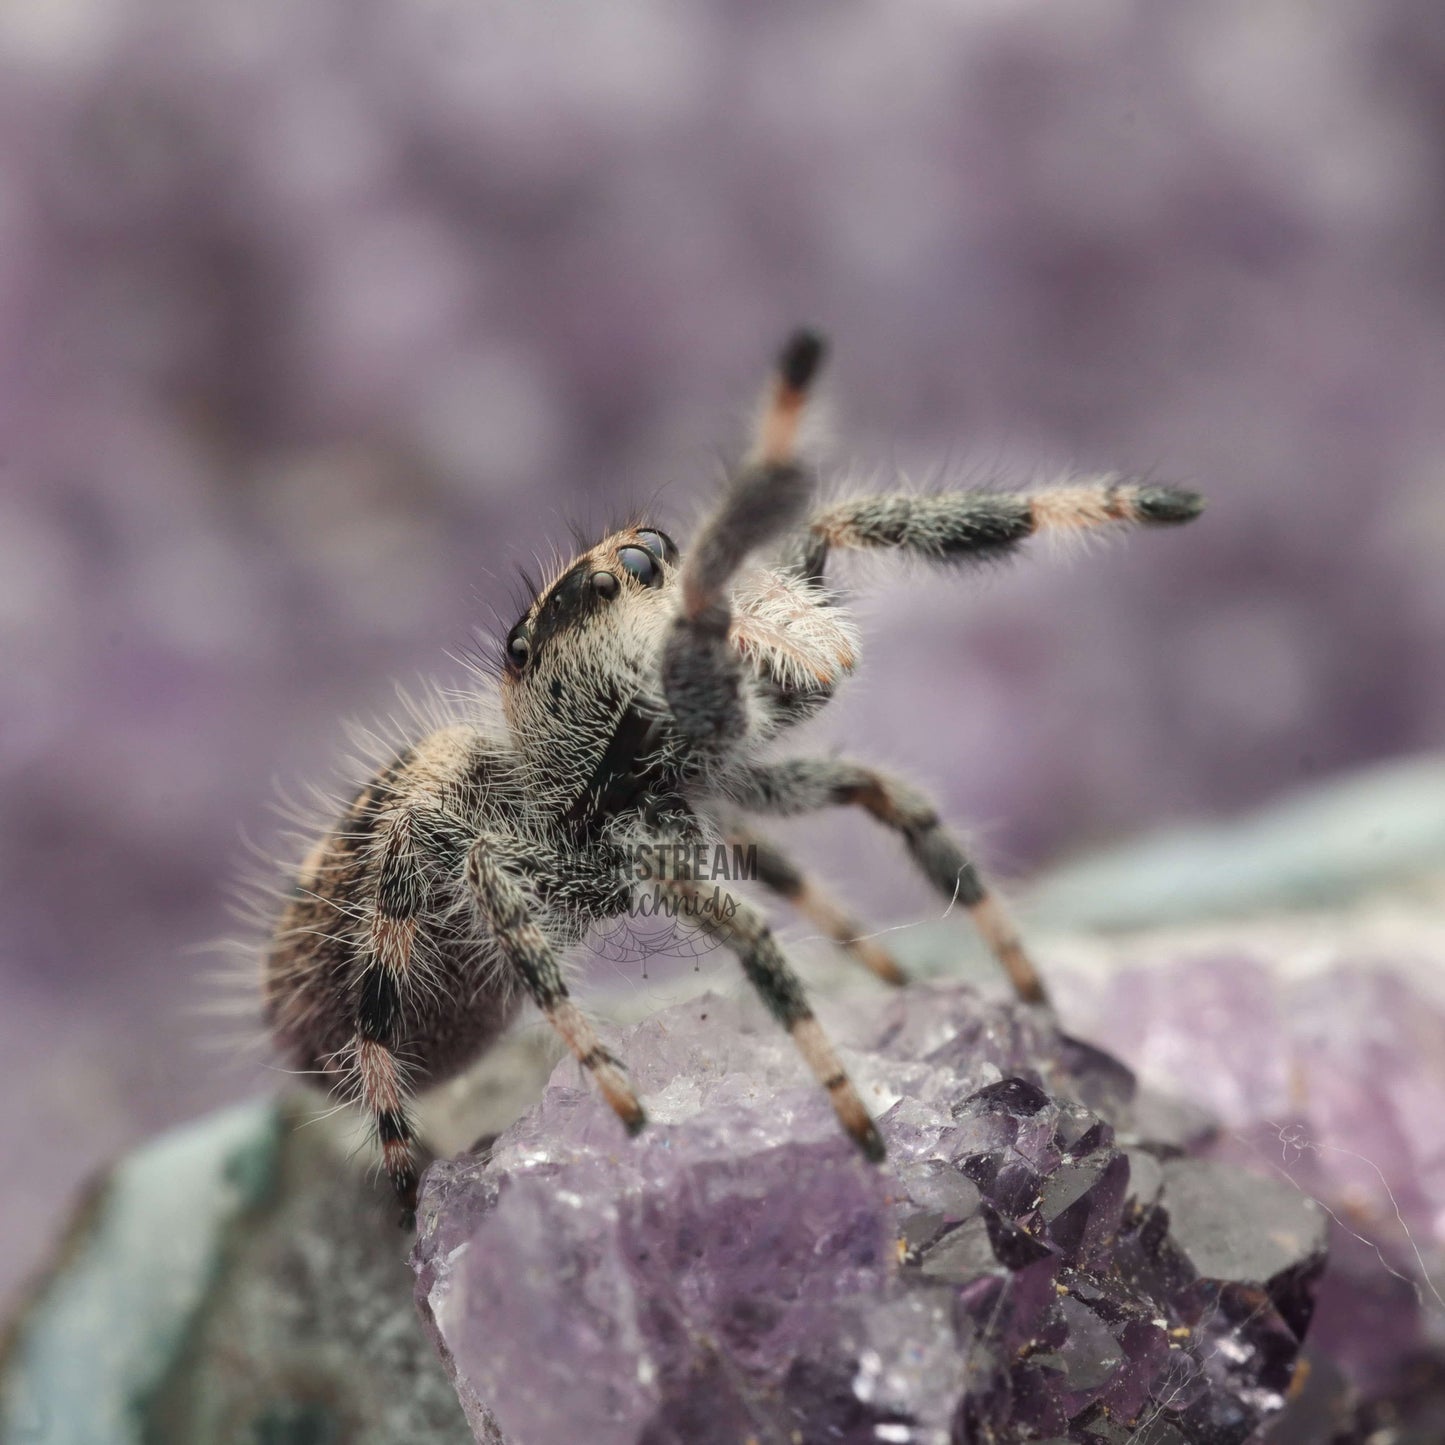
[591,570,620,599]
[617,545,661,587]
[635,529,677,565]
[505,626,532,672]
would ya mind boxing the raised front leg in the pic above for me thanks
[660,331,824,747]
[731,758,1048,1006]
[794,477,1203,582]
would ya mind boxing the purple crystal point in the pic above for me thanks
[946,1076,1129,1269]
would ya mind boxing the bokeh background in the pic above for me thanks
[4,0,1444,1312]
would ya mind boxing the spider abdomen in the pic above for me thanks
[263,732,531,1097]
[264,828,522,1094]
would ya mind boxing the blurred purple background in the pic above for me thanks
[4,0,1445,1310]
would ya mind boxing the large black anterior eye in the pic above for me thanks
[617,545,662,587]
[635,529,677,565]
[505,626,532,672]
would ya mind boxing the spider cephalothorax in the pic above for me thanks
[262,330,1203,1223]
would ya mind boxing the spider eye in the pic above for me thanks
[617,545,662,587]
[591,570,620,599]
[505,626,532,672]
[635,529,677,565]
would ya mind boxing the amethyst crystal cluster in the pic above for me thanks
[413,983,1325,1444]
[1068,954,1445,1423]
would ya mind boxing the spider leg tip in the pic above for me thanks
[873,955,909,988]
[1135,485,1205,525]
[779,328,828,392]
[853,1119,887,1164]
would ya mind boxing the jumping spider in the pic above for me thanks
[263,331,1203,1223]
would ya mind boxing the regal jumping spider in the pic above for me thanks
[263,331,1202,1222]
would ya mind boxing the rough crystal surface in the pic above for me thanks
[1068,955,1445,1412]
[413,983,1328,1444]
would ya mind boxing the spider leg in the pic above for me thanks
[464,836,645,1138]
[650,868,886,1162]
[730,758,1048,1006]
[349,805,442,1224]
[726,824,907,986]
[753,327,827,467]
[661,331,825,747]
[794,477,1203,581]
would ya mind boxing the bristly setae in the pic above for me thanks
[262,330,1203,1225]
